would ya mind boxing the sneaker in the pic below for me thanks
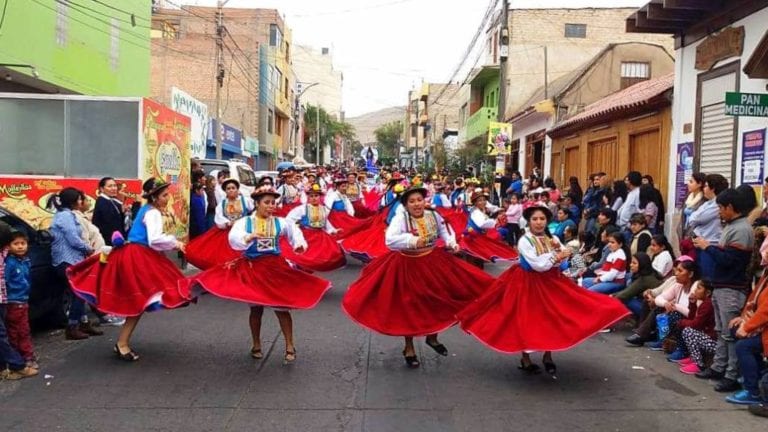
[679,363,701,375]
[646,340,664,351]
[667,349,687,363]
[99,314,126,326]
[678,357,694,366]
[725,389,762,405]
[1,366,39,380]
[714,378,741,393]
[748,403,768,418]
[695,367,724,380]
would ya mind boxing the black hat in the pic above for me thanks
[250,185,280,200]
[220,178,240,191]
[522,204,553,222]
[142,177,171,199]
[399,183,428,204]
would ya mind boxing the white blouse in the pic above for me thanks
[228,215,307,252]
[324,189,355,217]
[285,204,338,235]
[470,208,497,230]
[385,211,457,251]
[517,233,563,272]
[143,208,179,252]
[214,195,254,229]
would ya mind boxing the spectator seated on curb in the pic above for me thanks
[612,252,662,318]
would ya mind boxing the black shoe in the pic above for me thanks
[518,360,541,375]
[713,378,740,393]
[748,403,768,418]
[543,361,557,376]
[425,339,448,356]
[625,334,646,346]
[694,367,724,380]
[403,350,420,369]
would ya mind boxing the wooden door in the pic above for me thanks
[630,128,665,197]
[564,146,580,182]
[588,137,618,180]
[550,151,561,185]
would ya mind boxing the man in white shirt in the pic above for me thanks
[617,171,642,230]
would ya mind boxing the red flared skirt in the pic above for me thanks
[328,210,370,239]
[67,244,189,317]
[459,231,518,262]
[363,190,383,212]
[182,254,331,309]
[185,227,240,270]
[274,201,301,218]
[340,212,389,262]
[352,200,376,218]
[457,265,630,353]
[279,228,346,272]
[343,248,496,336]
[436,208,468,238]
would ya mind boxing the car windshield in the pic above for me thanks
[237,166,257,187]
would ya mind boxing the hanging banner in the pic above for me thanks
[0,177,141,230]
[741,128,766,185]
[141,98,192,241]
[675,142,695,208]
[171,87,209,160]
[487,122,513,155]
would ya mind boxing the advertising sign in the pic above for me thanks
[171,87,209,159]
[141,98,191,241]
[0,177,141,230]
[244,136,259,154]
[741,128,766,185]
[487,122,513,156]
[725,92,768,117]
[675,142,695,208]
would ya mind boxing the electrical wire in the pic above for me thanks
[0,0,9,32]
[88,0,151,22]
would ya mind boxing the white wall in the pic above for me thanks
[668,7,768,211]
[510,111,554,178]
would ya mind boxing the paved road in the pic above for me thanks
[0,259,764,431]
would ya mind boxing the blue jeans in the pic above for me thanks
[624,298,644,317]
[56,264,85,325]
[582,277,624,294]
[735,336,765,396]
[0,305,26,371]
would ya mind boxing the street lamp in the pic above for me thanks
[296,81,321,165]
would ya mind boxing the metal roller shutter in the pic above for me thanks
[699,101,735,184]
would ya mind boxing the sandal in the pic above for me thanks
[283,349,296,365]
[250,347,264,360]
[403,350,420,368]
[425,339,449,356]
[113,344,140,362]
[543,361,557,376]
[517,360,541,374]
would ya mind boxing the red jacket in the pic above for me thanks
[742,274,768,354]
[677,297,715,339]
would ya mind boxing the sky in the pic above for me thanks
[179,0,647,117]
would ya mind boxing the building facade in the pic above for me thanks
[0,0,150,96]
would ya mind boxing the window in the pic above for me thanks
[267,109,274,134]
[564,23,587,38]
[269,24,282,48]
[275,68,283,93]
[621,62,650,89]
[284,77,289,99]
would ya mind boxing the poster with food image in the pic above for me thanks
[141,98,191,242]
[0,177,142,230]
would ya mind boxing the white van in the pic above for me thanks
[199,158,257,197]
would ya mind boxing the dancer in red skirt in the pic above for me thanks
[67,177,188,362]
[457,205,630,376]
[182,186,331,364]
[345,171,375,218]
[185,178,252,270]
[343,184,496,368]
[459,191,518,262]
[275,168,303,217]
[282,183,346,272]
[325,177,369,238]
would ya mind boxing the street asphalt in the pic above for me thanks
[0,259,765,432]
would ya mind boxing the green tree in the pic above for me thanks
[303,104,356,164]
[373,120,402,163]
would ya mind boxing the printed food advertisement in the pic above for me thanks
[141,98,192,241]
[0,177,142,230]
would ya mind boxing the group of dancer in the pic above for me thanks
[64,169,629,374]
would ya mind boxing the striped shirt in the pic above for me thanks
[51,209,92,267]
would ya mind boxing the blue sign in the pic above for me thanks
[207,119,242,155]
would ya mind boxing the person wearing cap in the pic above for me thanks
[459,189,518,263]
[275,168,302,217]
[181,185,331,365]
[67,177,190,362]
[458,205,630,376]
[282,183,346,272]
[186,178,253,270]
[343,183,495,369]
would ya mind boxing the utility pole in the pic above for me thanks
[214,1,227,160]
[414,95,420,167]
[543,45,549,99]
[316,105,321,165]
[497,0,509,123]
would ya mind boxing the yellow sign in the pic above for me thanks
[487,122,513,156]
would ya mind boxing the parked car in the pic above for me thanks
[0,206,70,328]
[253,171,279,184]
[199,158,258,197]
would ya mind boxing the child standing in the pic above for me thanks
[3,231,37,369]
[505,193,522,246]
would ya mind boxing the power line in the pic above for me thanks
[88,0,151,22]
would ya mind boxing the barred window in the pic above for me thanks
[564,23,586,38]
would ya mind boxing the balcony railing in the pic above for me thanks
[465,106,497,141]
